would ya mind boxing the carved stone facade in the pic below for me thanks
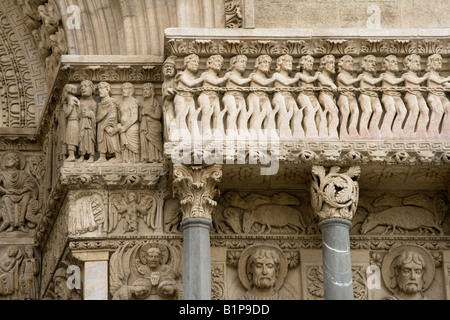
[0,0,448,302]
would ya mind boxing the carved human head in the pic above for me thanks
[53,267,73,300]
[426,54,442,72]
[247,248,280,289]
[63,84,78,96]
[403,54,421,72]
[145,247,163,268]
[298,55,314,72]
[183,54,199,73]
[206,55,224,71]
[382,55,399,72]
[338,55,354,72]
[3,152,21,170]
[6,246,18,257]
[80,80,95,97]
[228,55,248,72]
[276,55,293,72]
[318,55,335,73]
[254,55,272,75]
[392,250,426,294]
[97,81,111,97]
[127,191,137,202]
[25,246,34,258]
[122,82,135,97]
[143,82,155,98]
[163,55,177,77]
[361,55,377,73]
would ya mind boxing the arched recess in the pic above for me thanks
[56,0,225,56]
[0,1,47,130]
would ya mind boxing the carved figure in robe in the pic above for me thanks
[425,54,450,139]
[198,54,230,138]
[336,55,363,139]
[19,246,39,300]
[0,246,23,298]
[247,55,276,137]
[62,84,80,162]
[402,54,430,139]
[78,80,97,163]
[224,55,252,136]
[0,151,40,233]
[118,82,140,163]
[317,55,339,139]
[272,54,302,138]
[358,55,383,139]
[162,56,177,140]
[140,82,163,162]
[380,55,407,139]
[96,81,122,163]
[173,54,203,140]
[296,55,321,138]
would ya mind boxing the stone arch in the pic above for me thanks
[56,0,225,56]
[0,1,47,129]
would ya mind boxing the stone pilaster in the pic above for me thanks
[310,165,360,300]
[72,250,110,300]
[172,164,222,300]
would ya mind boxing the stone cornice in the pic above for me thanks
[59,162,167,189]
[164,28,450,57]
[164,140,450,166]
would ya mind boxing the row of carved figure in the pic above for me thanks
[61,242,443,300]
[59,81,163,163]
[162,53,450,141]
[0,241,439,300]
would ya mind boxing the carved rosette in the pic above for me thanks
[310,166,360,221]
[172,164,222,221]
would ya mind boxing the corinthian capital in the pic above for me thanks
[310,166,360,221]
[172,164,222,221]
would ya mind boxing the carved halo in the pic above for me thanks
[138,242,170,265]
[237,244,288,291]
[381,244,435,294]
[0,150,26,170]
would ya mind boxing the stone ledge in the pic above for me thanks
[59,162,167,189]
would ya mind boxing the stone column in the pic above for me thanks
[72,250,110,300]
[310,165,360,300]
[173,164,222,300]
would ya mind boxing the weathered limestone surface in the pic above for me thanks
[0,0,448,302]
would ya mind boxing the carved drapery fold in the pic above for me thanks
[172,164,222,221]
[310,165,360,221]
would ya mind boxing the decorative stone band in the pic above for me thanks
[59,163,166,189]
[172,164,222,221]
[164,140,450,166]
[310,166,360,221]
[165,29,450,57]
